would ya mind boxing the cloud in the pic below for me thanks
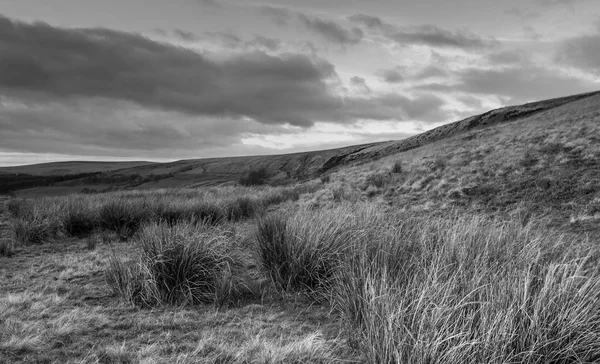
[350,76,371,92]
[173,28,199,41]
[503,7,540,19]
[349,14,495,50]
[555,33,600,75]
[413,66,448,80]
[259,6,363,45]
[0,14,346,127]
[377,67,404,83]
[258,6,293,26]
[486,50,528,65]
[298,14,364,45]
[0,14,453,159]
[415,63,599,103]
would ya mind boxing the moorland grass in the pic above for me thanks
[106,222,241,307]
[6,181,323,246]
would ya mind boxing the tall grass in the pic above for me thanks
[255,205,378,297]
[106,222,236,306]
[7,182,323,245]
[332,213,600,364]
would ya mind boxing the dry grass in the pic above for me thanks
[3,94,600,363]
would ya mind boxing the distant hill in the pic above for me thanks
[0,161,156,176]
[3,90,599,196]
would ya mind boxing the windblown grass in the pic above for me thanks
[332,212,600,364]
[106,222,244,307]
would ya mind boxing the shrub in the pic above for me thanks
[109,223,234,306]
[391,160,403,174]
[239,168,269,186]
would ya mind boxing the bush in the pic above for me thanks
[239,168,269,186]
[391,161,403,174]
[107,223,234,306]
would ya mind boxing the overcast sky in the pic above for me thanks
[1,0,599,166]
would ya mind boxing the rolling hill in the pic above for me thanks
[2,90,599,196]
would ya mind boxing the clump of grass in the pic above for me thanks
[6,198,27,218]
[99,200,151,240]
[11,202,62,245]
[0,239,15,257]
[107,223,235,306]
[334,213,600,364]
[225,196,262,221]
[61,198,98,237]
[255,207,357,297]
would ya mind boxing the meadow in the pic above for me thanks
[2,93,600,363]
[2,168,600,363]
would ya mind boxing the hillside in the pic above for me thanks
[3,90,599,196]
[0,161,156,176]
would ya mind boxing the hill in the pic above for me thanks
[0,161,155,176]
[3,90,599,196]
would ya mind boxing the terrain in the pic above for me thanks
[1,90,600,364]
[3,90,598,196]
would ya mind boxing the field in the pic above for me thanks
[2,92,600,363]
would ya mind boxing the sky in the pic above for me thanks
[0,0,599,166]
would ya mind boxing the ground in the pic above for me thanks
[0,197,354,364]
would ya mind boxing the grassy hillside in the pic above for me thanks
[2,91,600,363]
[0,161,156,176]
[4,90,598,197]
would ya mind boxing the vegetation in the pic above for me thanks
[2,94,600,363]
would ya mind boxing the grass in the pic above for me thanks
[106,222,238,307]
[3,94,600,363]
[333,213,600,364]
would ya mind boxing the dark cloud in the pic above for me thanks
[377,67,404,83]
[0,13,453,161]
[200,31,282,51]
[197,0,222,8]
[349,14,495,50]
[259,6,363,45]
[347,14,384,29]
[173,29,199,41]
[413,66,448,80]
[504,7,540,19]
[298,14,364,45]
[415,63,599,103]
[535,0,582,6]
[486,50,528,65]
[258,6,293,26]
[555,33,600,75]
[0,14,346,127]
[339,93,447,123]
[350,76,370,92]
